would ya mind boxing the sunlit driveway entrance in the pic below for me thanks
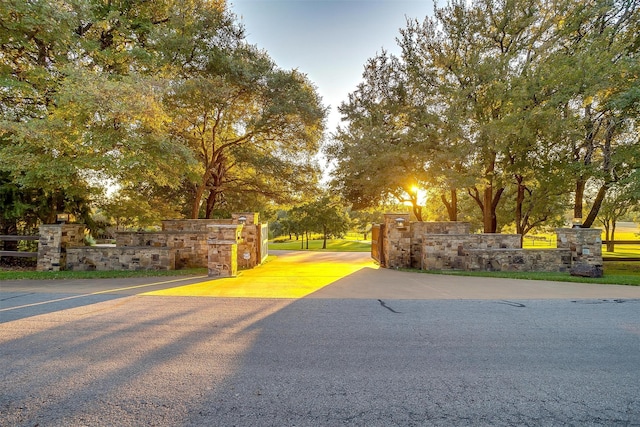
[3,251,640,426]
[144,250,377,298]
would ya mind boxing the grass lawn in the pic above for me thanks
[269,238,371,252]
[0,268,207,281]
[412,263,640,286]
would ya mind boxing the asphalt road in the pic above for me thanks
[2,252,640,426]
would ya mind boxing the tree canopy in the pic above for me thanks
[326,0,640,233]
[0,0,326,227]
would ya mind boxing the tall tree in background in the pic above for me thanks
[327,52,438,221]
[402,0,569,233]
[166,45,325,219]
[0,0,207,222]
[597,171,640,251]
[543,0,640,227]
[0,0,326,224]
[329,0,639,233]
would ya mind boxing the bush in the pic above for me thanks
[272,237,291,243]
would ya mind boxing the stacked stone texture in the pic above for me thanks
[233,213,261,269]
[117,230,209,268]
[382,214,411,269]
[557,228,604,277]
[162,219,232,231]
[410,222,471,268]
[37,215,266,273]
[207,224,243,277]
[381,218,604,276]
[464,248,572,272]
[422,233,522,270]
[37,224,86,271]
[66,247,174,271]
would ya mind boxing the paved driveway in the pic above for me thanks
[2,251,640,426]
[2,250,640,301]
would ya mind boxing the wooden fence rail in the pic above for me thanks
[0,235,39,258]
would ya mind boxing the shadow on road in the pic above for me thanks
[2,251,640,425]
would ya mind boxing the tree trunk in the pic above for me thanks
[191,184,206,219]
[440,189,458,221]
[322,225,327,249]
[604,221,612,252]
[573,179,585,221]
[515,176,525,235]
[484,185,504,233]
[205,189,221,219]
[609,222,616,252]
[581,184,609,228]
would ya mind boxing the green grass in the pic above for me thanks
[269,238,371,252]
[603,245,640,258]
[406,261,640,286]
[0,268,207,281]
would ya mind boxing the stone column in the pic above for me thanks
[37,224,85,271]
[207,224,243,277]
[232,213,261,269]
[382,213,411,269]
[556,228,603,277]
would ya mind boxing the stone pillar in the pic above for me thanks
[556,228,603,277]
[232,213,261,269]
[207,224,243,277]
[382,213,411,269]
[37,224,86,271]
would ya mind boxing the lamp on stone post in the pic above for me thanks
[238,216,247,225]
[395,217,407,229]
[56,213,70,224]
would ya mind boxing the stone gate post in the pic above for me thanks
[382,213,411,269]
[37,224,85,271]
[207,224,243,277]
[556,228,603,277]
[232,212,260,269]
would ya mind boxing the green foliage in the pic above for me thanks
[0,0,326,228]
[276,196,351,249]
[327,0,640,234]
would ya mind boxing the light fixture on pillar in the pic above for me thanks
[238,216,247,225]
[572,217,582,228]
[56,213,70,224]
[395,217,407,229]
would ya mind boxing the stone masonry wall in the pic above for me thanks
[37,224,86,271]
[162,219,232,231]
[382,214,411,269]
[421,234,522,270]
[233,213,261,269]
[379,219,604,275]
[464,248,572,272]
[557,228,603,277]
[410,222,472,269]
[556,228,603,265]
[116,231,209,268]
[66,247,175,271]
[36,215,266,273]
[207,224,243,277]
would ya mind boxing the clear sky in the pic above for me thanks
[229,0,434,133]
